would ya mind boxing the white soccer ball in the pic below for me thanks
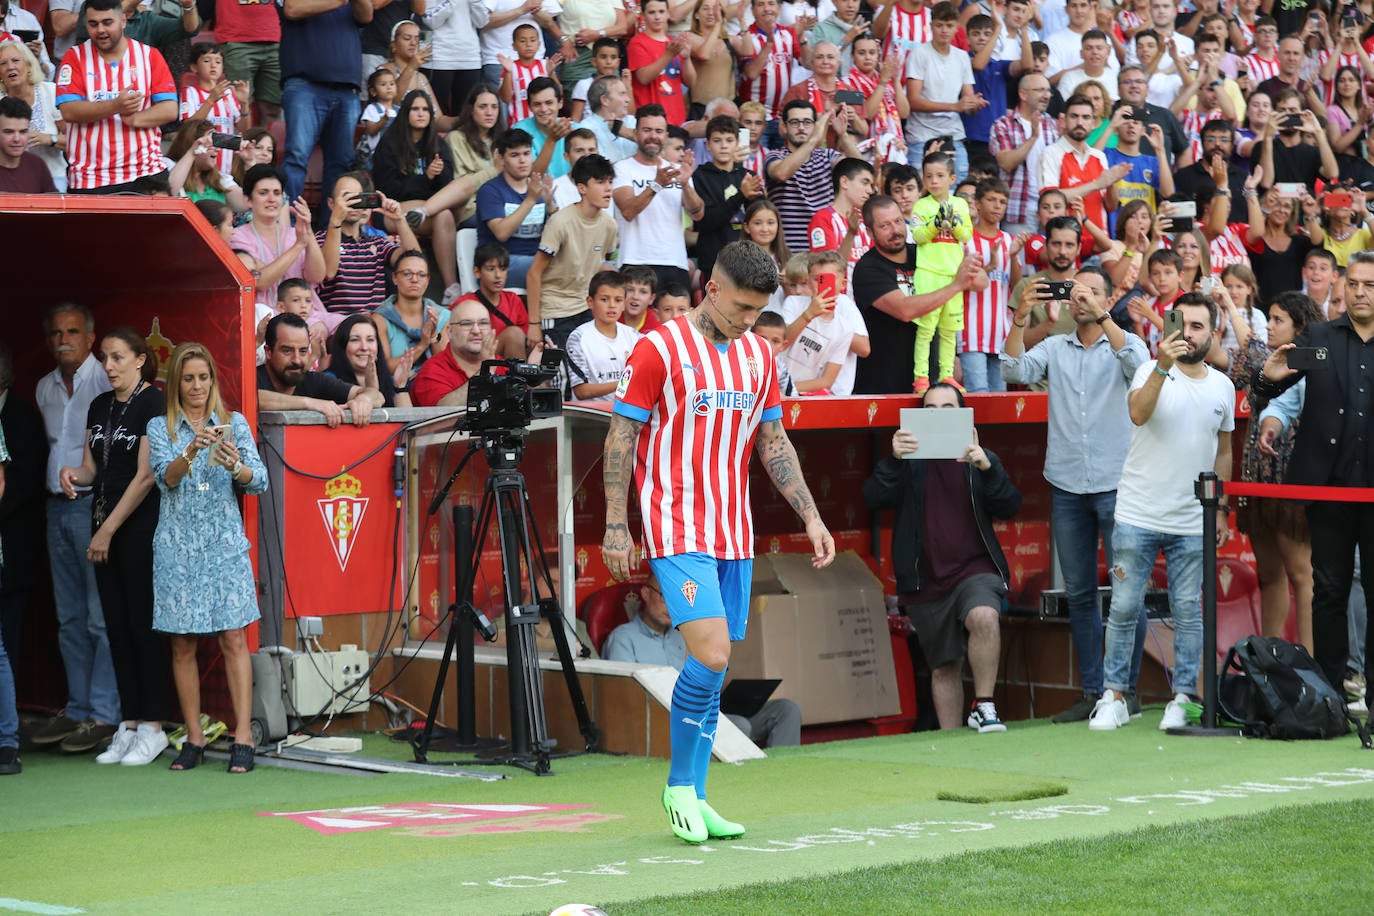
[548,906,608,916]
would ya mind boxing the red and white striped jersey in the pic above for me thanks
[507,58,549,123]
[1210,224,1250,272]
[882,3,930,66]
[612,317,783,560]
[55,39,176,190]
[736,23,800,120]
[1179,107,1222,162]
[1316,50,1363,105]
[181,83,242,174]
[964,230,1014,354]
[1233,16,1255,51]
[808,204,873,287]
[1243,51,1281,84]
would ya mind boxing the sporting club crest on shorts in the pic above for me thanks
[680,579,698,607]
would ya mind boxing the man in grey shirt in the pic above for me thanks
[1000,266,1149,723]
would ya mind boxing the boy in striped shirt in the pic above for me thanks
[963,178,1026,392]
[603,241,834,844]
[181,44,251,175]
[55,0,177,193]
[499,24,558,123]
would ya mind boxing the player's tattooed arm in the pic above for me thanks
[602,412,645,581]
[756,419,836,567]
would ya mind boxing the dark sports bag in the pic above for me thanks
[1218,636,1371,747]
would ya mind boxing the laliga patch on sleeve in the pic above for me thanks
[57,64,73,87]
[810,226,826,249]
[615,365,633,400]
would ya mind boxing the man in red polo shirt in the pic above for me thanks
[1039,93,1130,233]
[410,299,498,407]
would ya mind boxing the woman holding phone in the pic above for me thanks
[149,343,268,774]
[59,329,166,767]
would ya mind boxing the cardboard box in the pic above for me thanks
[730,551,900,724]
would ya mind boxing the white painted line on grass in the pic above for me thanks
[0,900,84,915]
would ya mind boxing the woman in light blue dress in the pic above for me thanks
[149,343,268,774]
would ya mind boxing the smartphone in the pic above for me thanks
[1281,113,1304,129]
[1163,308,1186,339]
[1287,347,1330,371]
[1171,200,1197,219]
[1200,276,1217,295]
[356,191,383,208]
[1275,182,1305,199]
[1043,280,1074,300]
[208,424,234,463]
[1324,191,1354,210]
[816,271,838,304]
[210,132,243,151]
[737,127,751,148]
[1169,216,1194,234]
[834,89,866,107]
[12,28,39,42]
[418,30,434,53]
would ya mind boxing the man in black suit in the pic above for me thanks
[1255,250,1374,692]
[0,343,48,663]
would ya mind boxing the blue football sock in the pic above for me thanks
[668,655,724,788]
[693,688,721,800]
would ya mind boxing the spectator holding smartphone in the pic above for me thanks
[151,343,268,774]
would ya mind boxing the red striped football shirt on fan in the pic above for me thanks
[881,3,931,65]
[55,39,177,190]
[1316,50,1362,105]
[808,205,873,287]
[964,230,1014,354]
[1209,224,1250,272]
[613,317,783,560]
[846,67,903,145]
[737,23,800,120]
[181,84,242,174]
[507,58,548,123]
[1243,51,1280,84]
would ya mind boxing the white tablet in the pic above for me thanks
[898,407,975,460]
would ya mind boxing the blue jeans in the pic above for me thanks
[907,136,970,179]
[958,351,1007,393]
[506,253,535,289]
[280,78,361,221]
[1051,487,1146,696]
[1103,521,1204,696]
[47,496,120,723]
[0,619,16,748]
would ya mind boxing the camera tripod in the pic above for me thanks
[411,431,599,774]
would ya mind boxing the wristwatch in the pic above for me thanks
[1095,313,1112,325]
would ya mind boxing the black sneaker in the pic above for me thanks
[59,720,117,753]
[0,746,20,775]
[1126,692,1142,719]
[1051,695,1098,723]
[30,713,81,747]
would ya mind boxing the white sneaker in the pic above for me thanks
[966,701,1007,733]
[119,726,169,766]
[95,723,135,764]
[441,283,463,306]
[1348,696,1368,716]
[1159,693,1192,731]
[1088,691,1130,731]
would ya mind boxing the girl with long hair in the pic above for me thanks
[444,83,504,226]
[1326,65,1373,155]
[740,198,791,274]
[168,120,248,210]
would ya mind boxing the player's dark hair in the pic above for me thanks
[715,240,782,295]
[832,157,875,196]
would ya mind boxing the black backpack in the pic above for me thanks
[1218,636,1371,747]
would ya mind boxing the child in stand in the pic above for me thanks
[356,67,399,170]
[570,37,622,121]
[911,150,973,395]
[277,278,327,370]
[1127,248,1185,355]
[566,270,641,401]
[181,44,251,175]
[619,264,659,332]
[770,251,856,396]
[752,311,797,396]
[652,283,693,324]
[499,24,559,123]
[963,178,1027,392]
[453,242,530,359]
[883,163,922,243]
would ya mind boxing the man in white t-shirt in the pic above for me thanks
[1089,293,1234,734]
[903,1,983,177]
[611,104,705,292]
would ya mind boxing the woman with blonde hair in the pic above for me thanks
[0,38,65,189]
[149,343,268,774]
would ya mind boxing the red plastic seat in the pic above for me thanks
[1214,557,1262,663]
[579,583,646,655]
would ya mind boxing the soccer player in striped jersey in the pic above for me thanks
[55,0,178,193]
[963,178,1027,392]
[603,241,835,844]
